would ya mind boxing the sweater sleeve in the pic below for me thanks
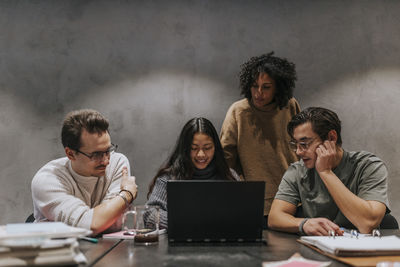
[146,175,168,229]
[31,154,132,231]
[220,103,243,176]
[289,98,301,116]
[31,165,94,230]
[230,168,240,181]
[101,153,131,203]
[99,153,131,232]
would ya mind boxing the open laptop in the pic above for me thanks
[167,180,265,243]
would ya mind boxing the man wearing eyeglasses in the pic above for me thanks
[31,109,137,235]
[268,107,390,235]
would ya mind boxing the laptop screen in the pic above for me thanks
[167,180,265,243]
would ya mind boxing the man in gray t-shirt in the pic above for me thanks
[268,107,390,236]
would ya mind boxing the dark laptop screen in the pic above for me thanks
[167,180,265,243]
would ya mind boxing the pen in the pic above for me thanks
[80,236,99,243]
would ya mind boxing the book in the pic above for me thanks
[0,238,87,266]
[0,222,91,246]
[103,229,166,240]
[102,230,136,240]
[0,222,91,266]
[262,252,331,267]
[299,235,400,257]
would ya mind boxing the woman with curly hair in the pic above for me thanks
[220,52,300,225]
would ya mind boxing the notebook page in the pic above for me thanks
[300,235,400,255]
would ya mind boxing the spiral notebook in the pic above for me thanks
[299,235,400,257]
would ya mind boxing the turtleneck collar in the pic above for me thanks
[192,160,219,180]
[248,98,278,112]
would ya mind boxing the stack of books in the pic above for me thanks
[0,222,91,266]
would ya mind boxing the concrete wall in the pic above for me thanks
[1,0,399,224]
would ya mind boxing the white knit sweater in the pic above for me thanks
[31,152,130,231]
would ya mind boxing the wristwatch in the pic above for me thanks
[299,218,309,236]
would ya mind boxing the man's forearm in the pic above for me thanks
[319,170,384,233]
[91,193,128,235]
[268,203,303,233]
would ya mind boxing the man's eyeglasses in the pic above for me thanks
[76,144,118,161]
[289,138,316,152]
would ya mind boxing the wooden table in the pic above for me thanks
[80,230,400,266]
[78,238,122,266]
[90,230,350,267]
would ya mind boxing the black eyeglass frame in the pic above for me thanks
[289,137,317,152]
[76,143,118,161]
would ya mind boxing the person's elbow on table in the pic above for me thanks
[268,199,297,231]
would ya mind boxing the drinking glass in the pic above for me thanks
[122,205,160,245]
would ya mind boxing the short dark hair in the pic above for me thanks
[147,117,235,198]
[287,107,342,145]
[61,109,109,150]
[239,52,297,109]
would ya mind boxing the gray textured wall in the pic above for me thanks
[1,0,399,224]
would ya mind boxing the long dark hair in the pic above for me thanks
[147,117,235,198]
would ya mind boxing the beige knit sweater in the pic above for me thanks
[220,98,300,214]
[31,153,130,231]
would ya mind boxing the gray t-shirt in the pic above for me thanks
[275,150,390,228]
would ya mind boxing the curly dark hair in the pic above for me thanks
[239,52,297,109]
